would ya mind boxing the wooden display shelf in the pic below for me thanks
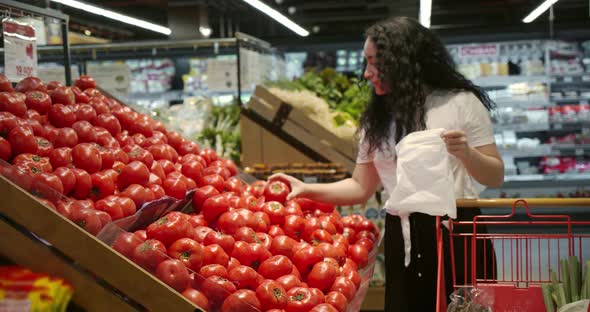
[241,85,358,173]
[0,175,202,312]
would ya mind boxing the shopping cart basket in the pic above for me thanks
[436,198,590,312]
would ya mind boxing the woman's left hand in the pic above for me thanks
[441,130,472,161]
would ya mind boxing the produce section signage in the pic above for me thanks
[459,44,499,58]
[3,18,37,82]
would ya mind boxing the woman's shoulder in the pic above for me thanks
[427,90,483,110]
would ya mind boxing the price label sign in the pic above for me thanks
[3,18,37,82]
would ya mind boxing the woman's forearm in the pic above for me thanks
[462,146,504,188]
[302,178,375,206]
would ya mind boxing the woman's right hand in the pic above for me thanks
[268,172,307,201]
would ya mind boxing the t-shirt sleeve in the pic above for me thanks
[460,93,496,147]
[356,130,375,164]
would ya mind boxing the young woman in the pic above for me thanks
[270,17,503,311]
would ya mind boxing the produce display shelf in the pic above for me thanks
[494,121,590,133]
[0,175,202,312]
[499,144,590,157]
[473,75,549,87]
[360,287,385,311]
[241,85,358,173]
[501,174,590,188]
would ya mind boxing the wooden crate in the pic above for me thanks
[0,175,202,312]
[242,85,358,173]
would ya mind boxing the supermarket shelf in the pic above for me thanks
[473,75,549,87]
[550,74,590,84]
[494,98,552,109]
[501,173,590,188]
[499,144,590,157]
[494,121,590,132]
[0,175,202,312]
[551,97,590,103]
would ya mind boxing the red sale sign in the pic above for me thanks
[459,44,499,58]
[3,18,37,82]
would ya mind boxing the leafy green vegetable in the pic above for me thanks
[266,67,371,125]
[195,103,241,164]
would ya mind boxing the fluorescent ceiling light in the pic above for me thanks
[241,0,309,36]
[522,0,559,23]
[50,0,171,35]
[419,0,432,28]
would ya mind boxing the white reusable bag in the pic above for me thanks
[387,128,456,266]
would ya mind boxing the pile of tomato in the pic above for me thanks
[0,74,380,312]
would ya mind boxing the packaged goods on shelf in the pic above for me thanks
[0,266,73,312]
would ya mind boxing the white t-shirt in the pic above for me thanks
[356,90,495,213]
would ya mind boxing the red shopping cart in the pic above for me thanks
[436,198,590,312]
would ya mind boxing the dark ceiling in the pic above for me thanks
[19,0,590,45]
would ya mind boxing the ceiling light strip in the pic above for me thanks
[522,0,559,23]
[50,0,171,35]
[241,0,309,36]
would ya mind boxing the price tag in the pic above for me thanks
[564,76,574,83]
[3,18,37,82]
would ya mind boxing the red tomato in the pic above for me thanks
[264,180,290,203]
[71,143,102,173]
[166,131,183,149]
[166,238,203,272]
[198,148,217,165]
[48,147,72,169]
[24,109,42,123]
[221,289,260,312]
[231,242,271,271]
[258,255,293,280]
[128,116,153,138]
[202,244,230,267]
[227,265,262,291]
[285,200,304,217]
[126,146,154,168]
[162,177,187,200]
[262,201,287,226]
[276,274,302,292]
[13,154,52,173]
[146,212,193,247]
[0,112,18,137]
[25,91,51,114]
[15,77,45,93]
[187,214,207,228]
[201,194,229,223]
[330,276,357,301]
[50,127,77,149]
[112,232,144,258]
[340,264,361,290]
[202,166,231,180]
[51,86,76,106]
[214,211,246,236]
[285,287,325,312]
[0,74,13,92]
[200,264,228,280]
[256,280,288,310]
[292,246,325,277]
[227,257,241,272]
[182,288,210,311]
[53,167,76,195]
[204,231,235,255]
[201,276,237,307]
[132,239,167,272]
[75,104,97,124]
[0,137,11,161]
[154,259,190,292]
[283,215,306,241]
[95,113,121,136]
[325,291,347,312]
[33,137,52,157]
[307,261,338,293]
[148,144,178,162]
[181,160,203,184]
[46,80,62,91]
[48,104,75,128]
[69,121,96,144]
[33,172,64,194]
[70,86,90,104]
[176,140,199,156]
[68,203,104,235]
[201,174,225,193]
[257,232,273,250]
[310,303,339,312]
[118,160,150,189]
[9,126,37,155]
[89,170,115,201]
[234,227,258,244]
[270,235,296,259]
[347,244,369,269]
[69,168,91,199]
[74,75,97,90]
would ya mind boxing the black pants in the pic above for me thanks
[384,209,496,312]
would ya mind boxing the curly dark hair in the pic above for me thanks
[361,17,495,153]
